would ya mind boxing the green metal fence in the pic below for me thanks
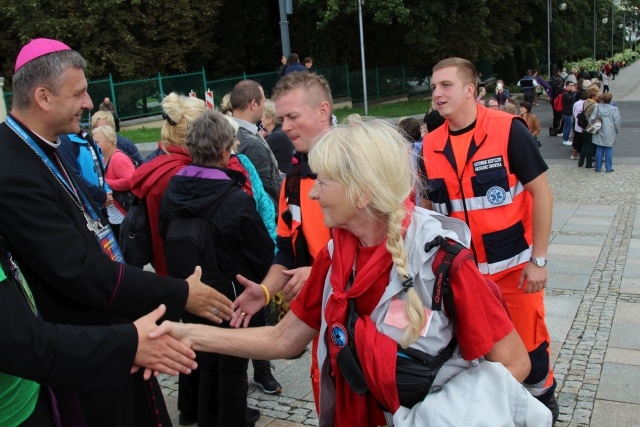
[3,63,433,122]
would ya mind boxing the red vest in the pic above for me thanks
[422,106,533,281]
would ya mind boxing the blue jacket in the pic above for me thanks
[116,135,143,166]
[57,133,110,205]
[236,153,277,250]
[284,63,308,75]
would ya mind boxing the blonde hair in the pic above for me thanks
[92,124,117,147]
[308,119,425,348]
[342,113,363,125]
[220,93,232,116]
[262,99,280,125]
[160,92,206,149]
[91,111,116,129]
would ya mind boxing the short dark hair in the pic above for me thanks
[230,80,263,111]
[397,117,421,142]
[303,57,313,64]
[287,53,300,64]
[520,101,532,112]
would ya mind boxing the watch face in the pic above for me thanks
[531,257,547,267]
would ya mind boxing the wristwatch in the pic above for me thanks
[529,257,547,267]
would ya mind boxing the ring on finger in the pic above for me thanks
[241,312,246,317]
[212,308,219,316]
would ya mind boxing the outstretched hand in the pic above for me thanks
[230,274,265,328]
[185,266,233,323]
[282,266,311,301]
[132,305,197,379]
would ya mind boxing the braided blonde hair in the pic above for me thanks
[308,118,426,348]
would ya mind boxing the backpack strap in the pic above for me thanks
[424,235,472,333]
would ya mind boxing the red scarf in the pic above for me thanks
[324,228,392,427]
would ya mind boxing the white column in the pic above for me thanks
[0,77,6,123]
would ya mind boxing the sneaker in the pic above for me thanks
[252,363,282,394]
[562,140,572,146]
[570,155,577,160]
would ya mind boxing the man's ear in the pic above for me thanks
[33,86,52,112]
[317,101,331,123]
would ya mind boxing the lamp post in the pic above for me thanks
[547,0,567,77]
[358,0,368,116]
[594,3,609,61]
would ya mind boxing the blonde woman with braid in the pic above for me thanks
[150,120,544,427]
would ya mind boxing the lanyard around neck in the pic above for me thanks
[5,116,102,226]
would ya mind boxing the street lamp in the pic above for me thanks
[547,1,567,77]
[594,4,609,61]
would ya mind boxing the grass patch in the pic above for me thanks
[120,127,162,144]
[121,98,432,143]
[333,98,431,123]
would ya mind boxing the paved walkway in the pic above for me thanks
[160,64,640,427]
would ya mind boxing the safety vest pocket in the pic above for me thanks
[481,221,529,266]
[471,168,512,209]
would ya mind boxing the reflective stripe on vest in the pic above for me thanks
[477,244,531,276]
[289,204,301,223]
[449,180,525,213]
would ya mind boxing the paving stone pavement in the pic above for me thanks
[158,59,640,424]
[158,163,640,427]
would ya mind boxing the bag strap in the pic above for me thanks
[424,236,470,332]
[338,235,471,396]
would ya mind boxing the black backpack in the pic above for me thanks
[119,197,153,267]
[577,103,589,129]
[163,184,238,284]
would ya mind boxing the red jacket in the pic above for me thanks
[130,144,191,276]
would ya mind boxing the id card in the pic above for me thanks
[96,225,124,263]
[383,298,433,337]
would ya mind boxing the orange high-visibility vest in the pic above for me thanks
[422,106,533,281]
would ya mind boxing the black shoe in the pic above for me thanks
[252,363,282,394]
[538,393,559,426]
[247,407,260,423]
[178,411,196,426]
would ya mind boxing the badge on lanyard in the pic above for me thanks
[96,224,124,263]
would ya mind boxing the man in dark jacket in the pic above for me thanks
[283,53,308,75]
[231,80,282,205]
[0,37,234,427]
[0,237,196,426]
[561,82,576,145]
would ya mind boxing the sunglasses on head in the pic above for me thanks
[162,112,177,126]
